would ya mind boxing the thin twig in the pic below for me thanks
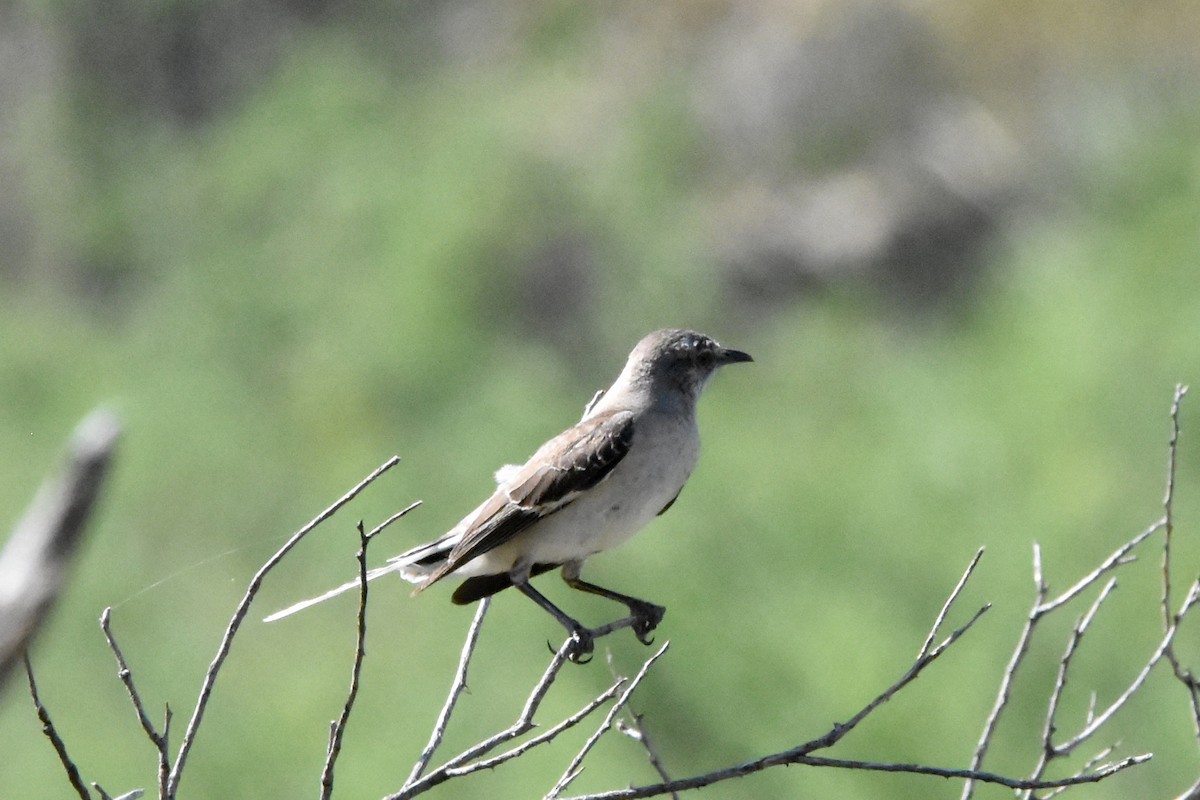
[920,547,985,659]
[1037,744,1122,799]
[367,503,423,540]
[616,715,677,799]
[100,608,171,797]
[1055,585,1194,758]
[1038,521,1162,615]
[392,636,579,800]
[402,597,491,787]
[445,637,576,766]
[320,520,378,799]
[965,540,1054,791]
[24,652,91,800]
[444,679,626,777]
[607,651,676,797]
[1161,386,1200,746]
[558,580,991,800]
[166,456,401,798]
[811,601,991,754]
[1027,577,1118,787]
[560,748,1150,799]
[1162,384,1187,628]
[547,643,670,798]
[964,523,1160,799]
[963,608,1035,800]
[1168,581,1200,741]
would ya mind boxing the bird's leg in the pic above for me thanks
[513,578,595,663]
[561,562,665,646]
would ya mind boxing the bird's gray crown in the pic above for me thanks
[620,328,752,407]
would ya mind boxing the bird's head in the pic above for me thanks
[623,328,753,407]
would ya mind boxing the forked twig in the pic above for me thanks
[607,651,676,798]
[321,518,391,799]
[393,634,606,799]
[966,385,1196,800]
[167,456,402,797]
[100,608,170,797]
[921,547,985,659]
[403,597,492,787]
[547,643,670,798]
[963,523,1161,799]
[548,555,994,799]
[562,751,1148,799]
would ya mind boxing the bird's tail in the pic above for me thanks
[263,533,458,623]
[263,562,404,622]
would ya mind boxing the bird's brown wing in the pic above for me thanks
[417,409,636,590]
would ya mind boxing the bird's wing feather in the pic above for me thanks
[417,409,635,589]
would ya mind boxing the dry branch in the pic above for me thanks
[166,455,403,797]
[23,387,1200,799]
[24,652,92,800]
[320,520,378,799]
[1,410,120,689]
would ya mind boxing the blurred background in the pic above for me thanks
[2,0,1200,797]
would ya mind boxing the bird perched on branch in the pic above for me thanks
[267,328,752,662]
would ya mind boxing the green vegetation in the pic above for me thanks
[2,15,1199,800]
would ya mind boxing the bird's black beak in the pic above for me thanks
[716,347,753,366]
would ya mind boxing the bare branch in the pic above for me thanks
[920,547,985,659]
[393,636,579,799]
[444,678,625,777]
[442,637,577,766]
[547,643,670,798]
[561,749,1150,799]
[403,597,491,787]
[100,608,171,797]
[1162,384,1187,626]
[608,652,676,797]
[1055,584,1196,758]
[1027,577,1117,787]
[1167,580,1200,741]
[320,520,377,799]
[1161,386,1200,749]
[964,609,1035,800]
[1,410,120,689]
[24,652,92,800]
[809,601,991,754]
[968,386,1194,799]
[1039,520,1162,615]
[167,455,402,798]
[558,567,991,800]
[367,502,423,540]
[965,521,1160,799]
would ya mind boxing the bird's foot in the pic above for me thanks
[628,601,665,646]
[563,626,595,663]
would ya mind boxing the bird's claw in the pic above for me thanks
[629,601,665,646]
[564,627,595,664]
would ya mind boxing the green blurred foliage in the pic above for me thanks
[2,4,1200,799]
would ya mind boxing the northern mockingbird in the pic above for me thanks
[267,328,752,661]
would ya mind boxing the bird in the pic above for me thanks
[266,328,752,661]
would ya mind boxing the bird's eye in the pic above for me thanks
[696,350,715,368]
